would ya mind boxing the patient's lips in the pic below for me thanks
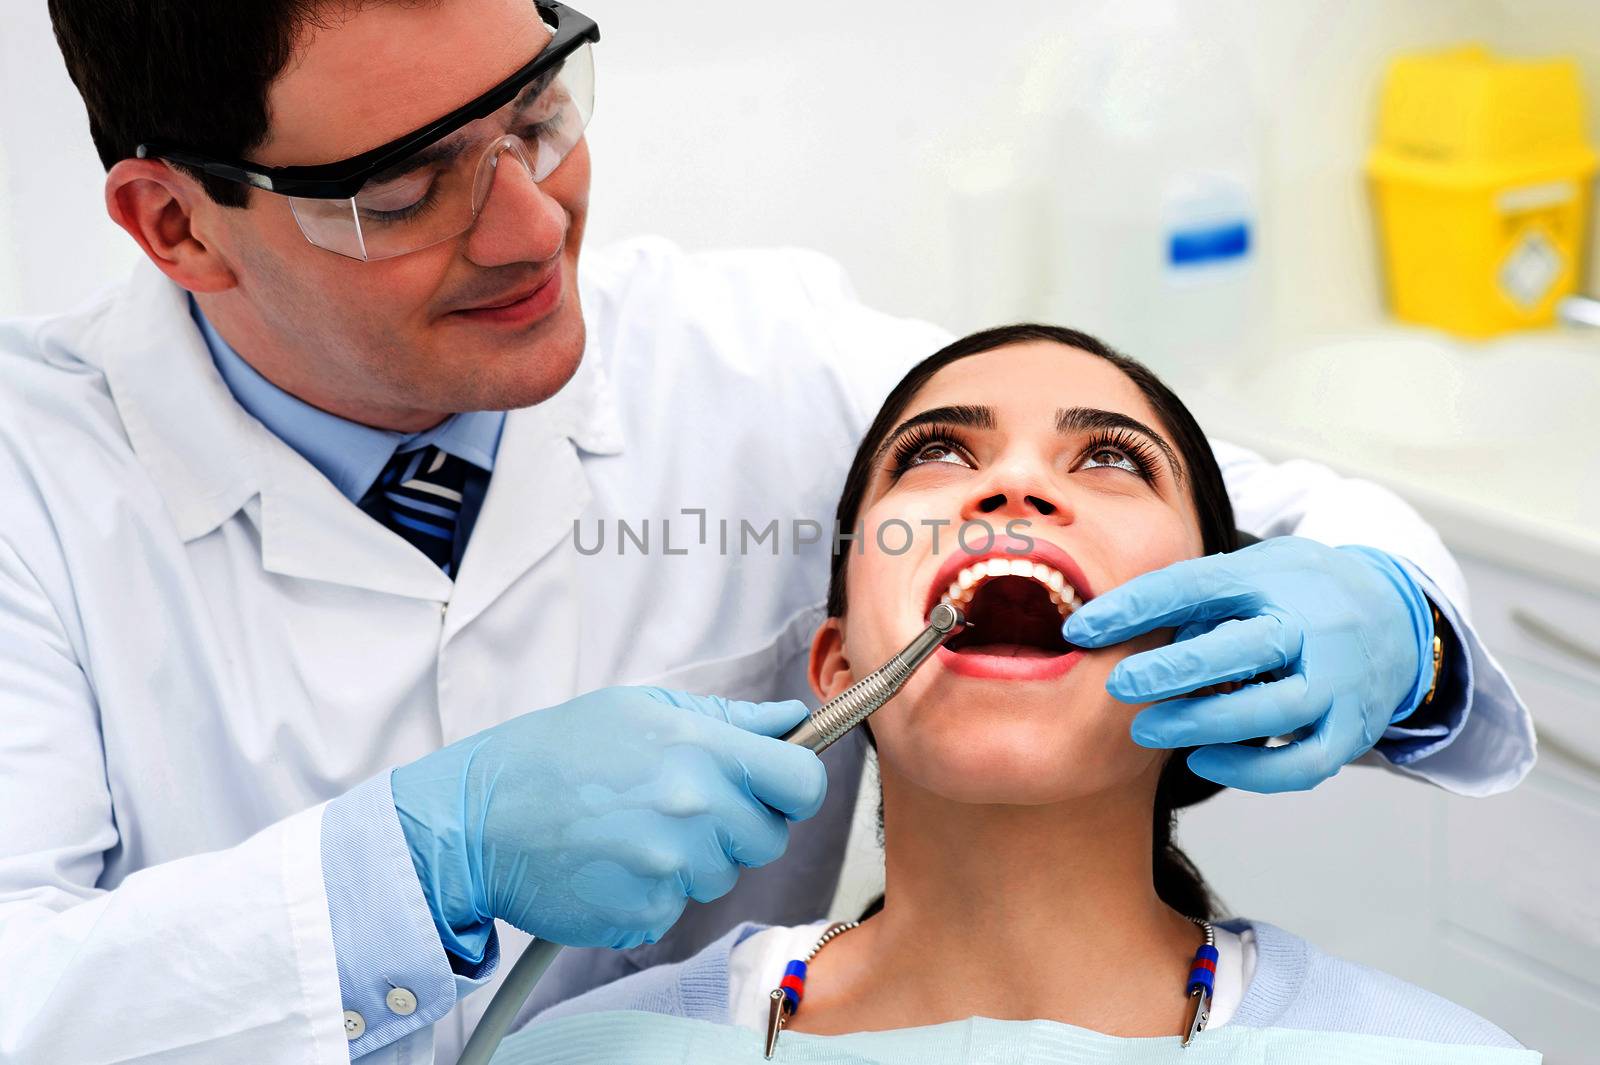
[924,538,1092,681]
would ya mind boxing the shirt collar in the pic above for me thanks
[192,298,504,503]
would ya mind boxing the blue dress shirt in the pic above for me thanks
[195,303,503,512]
[194,301,505,1059]
[1377,561,1471,763]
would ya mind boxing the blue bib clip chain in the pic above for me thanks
[763,916,1217,1059]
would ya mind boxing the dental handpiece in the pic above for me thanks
[781,601,967,754]
[455,603,966,1065]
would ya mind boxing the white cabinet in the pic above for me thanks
[1437,554,1600,1061]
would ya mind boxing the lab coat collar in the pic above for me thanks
[93,262,623,605]
[440,320,625,634]
[193,298,508,502]
[90,263,264,545]
[556,297,626,459]
[93,264,452,600]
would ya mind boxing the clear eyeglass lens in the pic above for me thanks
[287,40,594,262]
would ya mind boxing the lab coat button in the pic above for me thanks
[385,987,418,1016]
[343,1010,366,1039]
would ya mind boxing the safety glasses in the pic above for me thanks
[137,1,600,261]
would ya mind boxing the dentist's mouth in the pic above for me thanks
[925,540,1093,681]
[448,268,562,326]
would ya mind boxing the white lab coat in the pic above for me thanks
[0,237,1533,1065]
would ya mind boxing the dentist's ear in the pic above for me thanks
[105,158,238,295]
[808,616,855,702]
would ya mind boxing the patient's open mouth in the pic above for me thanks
[925,543,1093,680]
[941,559,1079,658]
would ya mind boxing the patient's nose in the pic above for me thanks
[966,482,1072,527]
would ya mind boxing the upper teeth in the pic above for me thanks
[942,558,1084,617]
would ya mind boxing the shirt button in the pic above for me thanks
[343,1010,366,1039]
[386,987,419,1016]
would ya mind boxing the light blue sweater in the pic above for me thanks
[525,918,1525,1050]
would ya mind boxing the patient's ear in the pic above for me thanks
[808,617,855,701]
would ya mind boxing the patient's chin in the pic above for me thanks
[862,640,1161,806]
[878,717,1156,807]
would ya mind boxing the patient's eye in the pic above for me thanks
[907,441,966,467]
[1081,446,1141,473]
[1076,430,1159,482]
[887,426,974,477]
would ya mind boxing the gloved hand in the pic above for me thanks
[1062,537,1434,793]
[391,685,826,956]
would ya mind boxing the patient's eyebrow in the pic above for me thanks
[874,405,994,461]
[1055,406,1184,484]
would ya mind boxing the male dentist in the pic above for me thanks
[0,1,1532,1062]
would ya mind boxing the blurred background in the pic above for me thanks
[3,0,1597,1058]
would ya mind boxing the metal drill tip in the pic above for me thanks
[929,601,967,635]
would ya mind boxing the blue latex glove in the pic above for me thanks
[391,685,826,956]
[1062,538,1434,793]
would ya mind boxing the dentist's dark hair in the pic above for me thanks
[827,323,1238,922]
[50,0,335,207]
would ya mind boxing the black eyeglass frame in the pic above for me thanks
[135,1,599,201]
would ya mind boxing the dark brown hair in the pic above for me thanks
[831,324,1237,920]
[51,0,329,207]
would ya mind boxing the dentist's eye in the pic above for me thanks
[887,425,974,477]
[356,175,444,224]
[1076,429,1158,482]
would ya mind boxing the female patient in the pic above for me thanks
[501,325,1533,1062]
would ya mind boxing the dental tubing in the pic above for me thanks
[454,603,966,1065]
[454,937,565,1065]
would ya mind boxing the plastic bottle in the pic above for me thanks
[1032,1,1269,388]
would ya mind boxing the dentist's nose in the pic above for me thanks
[464,136,567,268]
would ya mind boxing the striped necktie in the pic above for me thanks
[360,445,472,575]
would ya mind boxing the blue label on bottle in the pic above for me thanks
[1168,222,1251,267]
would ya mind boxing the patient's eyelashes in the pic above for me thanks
[887,424,975,478]
[886,423,1162,487]
[1076,428,1160,484]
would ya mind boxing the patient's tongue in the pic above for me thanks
[958,642,1060,659]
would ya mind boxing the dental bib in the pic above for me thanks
[495,1010,1539,1064]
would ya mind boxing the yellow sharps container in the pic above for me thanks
[1367,45,1597,337]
